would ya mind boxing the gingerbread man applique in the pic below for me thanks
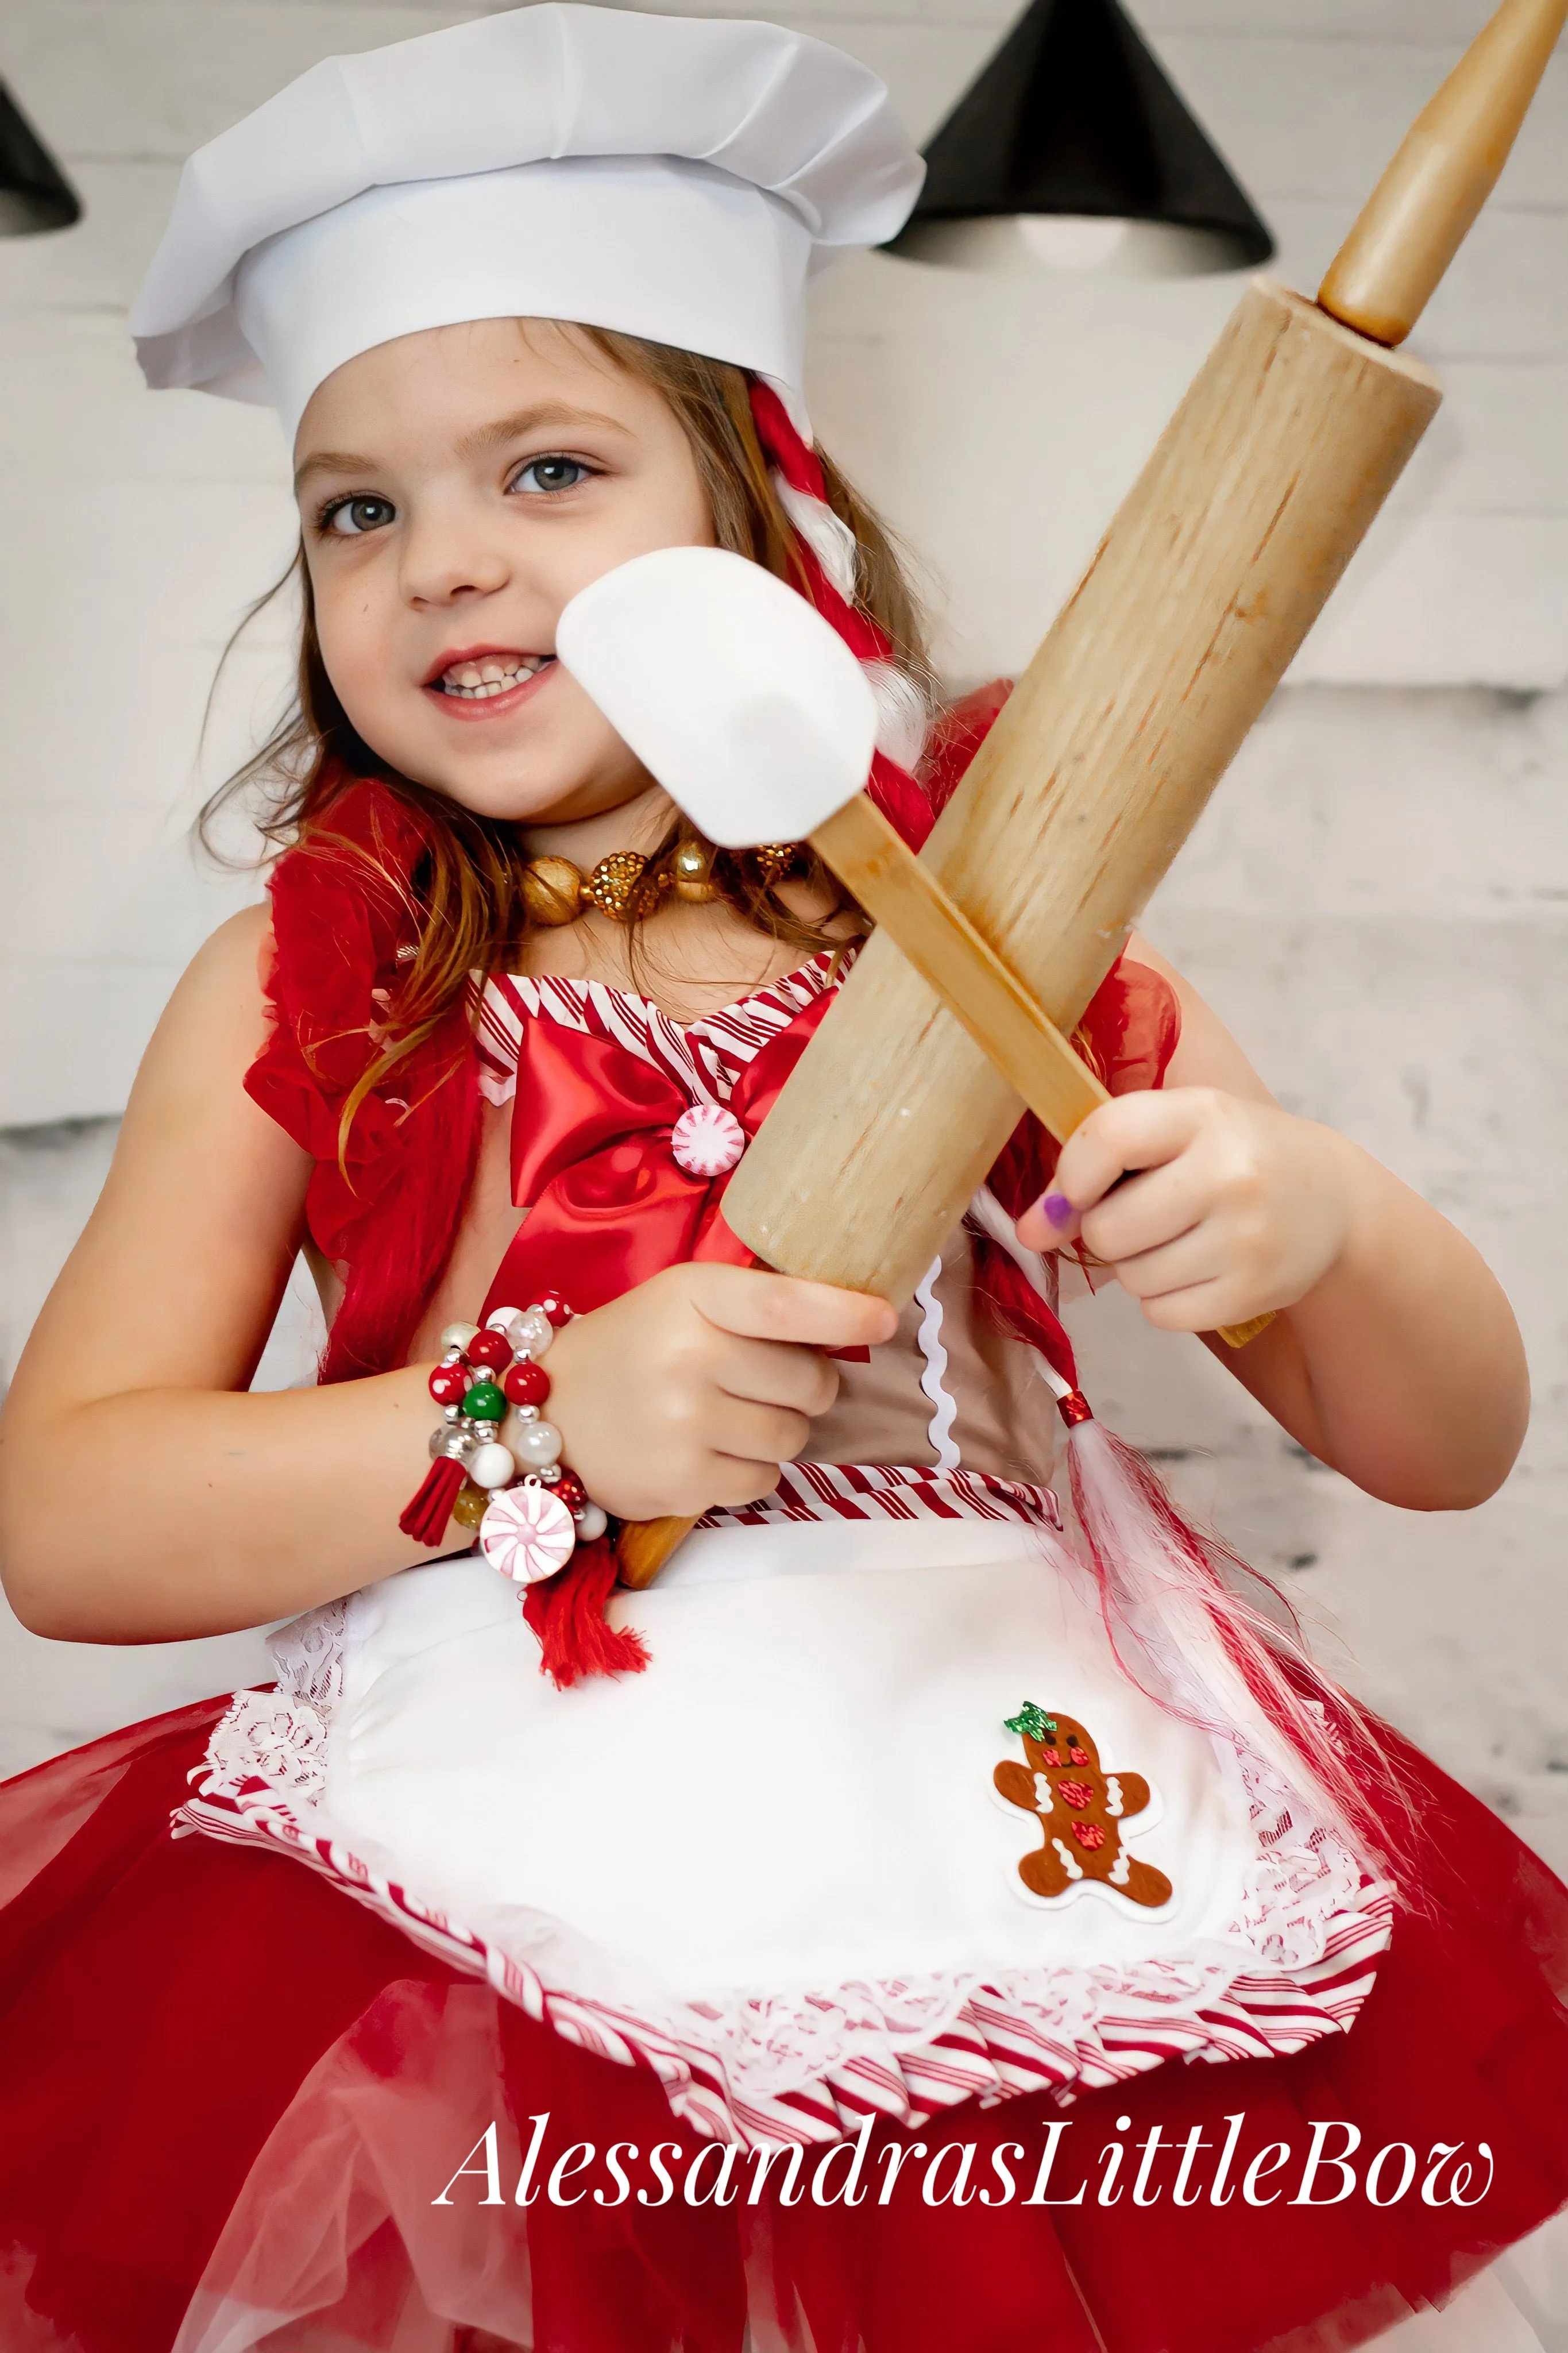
[994,1703,1172,1908]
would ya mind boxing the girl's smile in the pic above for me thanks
[423,644,558,722]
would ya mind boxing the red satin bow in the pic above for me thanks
[478,990,841,1328]
[476,951,1180,1374]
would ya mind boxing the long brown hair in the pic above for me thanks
[200,325,932,1144]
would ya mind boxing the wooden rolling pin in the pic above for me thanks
[618,0,1565,1589]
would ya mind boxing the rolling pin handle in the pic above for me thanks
[615,1510,702,1590]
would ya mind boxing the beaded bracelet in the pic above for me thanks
[397,1295,609,1583]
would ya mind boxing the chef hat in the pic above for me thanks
[130,2,922,444]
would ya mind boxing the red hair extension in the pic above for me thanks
[746,380,939,853]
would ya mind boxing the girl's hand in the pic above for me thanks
[1014,1087,1362,1336]
[537,1263,897,1521]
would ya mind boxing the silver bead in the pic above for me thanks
[513,1418,563,1469]
[430,1422,478,1463]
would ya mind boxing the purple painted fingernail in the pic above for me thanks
[1040,1191,1076,1230]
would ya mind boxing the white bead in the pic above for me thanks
[480,1482,577,1584]
[512,1307,554,1358]
[670,1102,746,1178]
[439,1321,479,1352]
[574,1502,609,1542]
[485,1306,523,1334]
[512,1417,562,1469]
[467,1441,516,1489]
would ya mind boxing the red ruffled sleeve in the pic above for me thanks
[244,772,482,1383]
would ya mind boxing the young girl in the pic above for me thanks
[2,8,1566,2350]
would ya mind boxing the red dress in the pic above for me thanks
[2,936,1567,2353]
[2,1683,1566,2352]
[2,724,1566,2350]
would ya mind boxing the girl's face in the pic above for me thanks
[294,317,715,827]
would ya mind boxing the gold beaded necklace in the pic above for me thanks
[520,838,800,927]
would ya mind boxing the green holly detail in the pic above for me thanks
[1005,1703,1057,1742]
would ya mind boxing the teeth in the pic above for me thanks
[439,653,547,697]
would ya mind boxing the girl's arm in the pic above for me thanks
[0,908,443,1641]
[0,910,891,1645]
[1018,932,1528,1512]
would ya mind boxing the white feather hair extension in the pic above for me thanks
[772,472,860,599]
[862,659,930,771]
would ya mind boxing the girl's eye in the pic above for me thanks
[512,456,592,496]
[322,495,395,537]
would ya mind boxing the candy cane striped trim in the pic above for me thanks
[694,1461,1063,1532]
[168,1743,1395,2151]
[472,947,851,1108]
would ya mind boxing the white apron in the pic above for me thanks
[177,1494,1394,2147]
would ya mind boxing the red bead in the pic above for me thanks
[466,1328,512,1372]
[537,1291,573,1328]
[552,1468,587,1511]
[503,1359,551,1407]
[428,1363,468,1406]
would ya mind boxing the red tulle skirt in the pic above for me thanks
[1,1688,1566,2353]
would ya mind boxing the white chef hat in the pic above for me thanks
[130,2,922,446]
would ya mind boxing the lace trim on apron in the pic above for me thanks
[170,1479,1395,2153]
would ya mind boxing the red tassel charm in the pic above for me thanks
[522,1537,650,1690]
[398,1455,466,1547]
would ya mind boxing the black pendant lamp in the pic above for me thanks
[889,0,1272,278]
[0,82,80,237]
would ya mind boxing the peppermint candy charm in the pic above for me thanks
[479,1480,577,1584]
[671,1102,746,1178]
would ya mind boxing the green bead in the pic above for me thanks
[462,1379,506,1421]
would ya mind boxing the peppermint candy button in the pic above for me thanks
[479,1482,577,1584]
[671,1102,746,1178]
